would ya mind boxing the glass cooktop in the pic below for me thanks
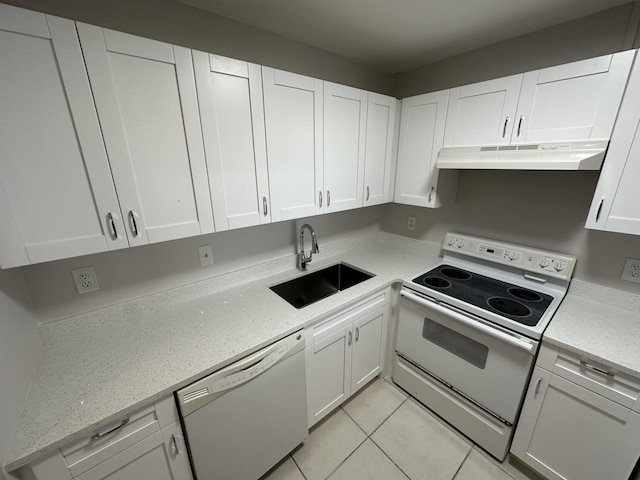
[411,264,554,326]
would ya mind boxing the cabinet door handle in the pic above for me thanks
[428,186,434,203]
[534,376,542,395]
[128,210,139,236]
[262,196,268,216]
[348,330,352,346]
[327,190,331,207]
[90,418,129,441]
[107,212,118,239]
[366,186,370,201]
[502,116,510,138]
[355,327,360,342]
[581,360,613,377]
[319,191,323,208]
[595,197,605,222]
[171,434,179,455]
[517,115,524,137]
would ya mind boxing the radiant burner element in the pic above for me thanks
[508,287,542,302]
[423,277,451,288]
[441,267,472,280]
[487,297,531,317]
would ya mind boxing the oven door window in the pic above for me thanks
[423,318,489,369]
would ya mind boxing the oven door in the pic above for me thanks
[396,288,537,424]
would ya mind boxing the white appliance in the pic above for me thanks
[436,140,607,170]
[394,232,575,460]
[176,330,307,480]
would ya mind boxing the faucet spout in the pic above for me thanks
[299,224,319,269]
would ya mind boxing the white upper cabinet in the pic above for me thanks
[395,91,458,208]
[444,51,634,148]
[363,93,399,206]
[444,75,523,147]
[586,52,640,235]
[323,82,367,213]
[513,51,635,144]
[77,24,214,247]
[0,6,127,268]
[193,53,270,231]
[263,68,323,221]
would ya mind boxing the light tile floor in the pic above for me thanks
[263,377,544,480]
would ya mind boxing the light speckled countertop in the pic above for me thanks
[544,279,640,377]
[6,232,442,472]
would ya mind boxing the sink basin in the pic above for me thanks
[270,263,375,309]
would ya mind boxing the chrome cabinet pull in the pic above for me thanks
[90,418,129,441]
[502,116,510,138]
[107,212,118,239]
[517,115,524,137]
[348,330,352,346]
[129,210,139,236]
[355,327,360,342]
[581,360,613,377]
[534,377,542,395]
[171,434,179,455]
[366,186,370,201]
[262,196,268,216]
[595,197,605,222]
[319,191,323,208]
[327,190,330,207]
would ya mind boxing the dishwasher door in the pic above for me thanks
[177,331,307,480]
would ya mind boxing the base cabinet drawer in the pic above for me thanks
[512,366,640,480]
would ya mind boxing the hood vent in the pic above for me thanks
[436,141,608,170]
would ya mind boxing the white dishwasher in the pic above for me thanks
[176,330,307,480]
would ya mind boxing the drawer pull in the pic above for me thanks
[90,418,129,441]
[171,434,179,455]
[580,360,613,377]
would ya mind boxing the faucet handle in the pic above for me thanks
[313,241,319,254]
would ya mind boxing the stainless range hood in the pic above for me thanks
[436,141,608,170]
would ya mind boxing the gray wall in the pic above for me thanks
[0,270,42,480]
[382,172,640,293]
[4,0,393,94]
[393,3,637,97]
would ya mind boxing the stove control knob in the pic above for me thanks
[447,237,456,246]
[507,250,518,261]
[554,261,566,272]
[455,238,465,248]
[538,257,550,268]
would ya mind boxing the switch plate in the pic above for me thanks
[71,266,100,294]
[621,257,640,283]
[407,216,416,231]
[199,245,214,267]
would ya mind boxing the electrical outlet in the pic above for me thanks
[621,257,640,283]
[407,216,416,231]
[71,266,100,294]
[198,245,214,267]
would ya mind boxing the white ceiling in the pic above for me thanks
[178,0,630,73]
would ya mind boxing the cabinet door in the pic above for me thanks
[586,53,640,235]
[194,53,271,230]
[305,326,350,427]
[513,51,634,145]
[161,423,194,480]
[0,6,127,268]
[75,431,175,480]
[444,74,522,147]
[394,90,457,208]
[77,25,213,246]
[363,93,398,206]
[350,307,387,395]
[263,68,323,221]
[512,367,640,480]
[323,82,367,212]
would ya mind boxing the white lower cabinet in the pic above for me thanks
[511,344,640,480]
[305,289,389,428]
[19,397,193,480]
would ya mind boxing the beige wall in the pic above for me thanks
[382,171,640,293]
[393,3,637,97]
[0,270,42,480]
[4,0,393,94]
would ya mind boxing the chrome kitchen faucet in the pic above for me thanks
[298,224,319,269]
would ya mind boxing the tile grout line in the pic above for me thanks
[450,447,473,480]
[290,453,309,480]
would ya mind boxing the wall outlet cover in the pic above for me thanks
[71,266,100,294]
[407,216,416,231]
[621,257,640,283]
[199,245,214,267]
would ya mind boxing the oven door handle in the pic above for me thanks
[400,289,536,354]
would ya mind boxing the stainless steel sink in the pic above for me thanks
[270,263,375,309]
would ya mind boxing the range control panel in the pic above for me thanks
[443,233,577,281]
